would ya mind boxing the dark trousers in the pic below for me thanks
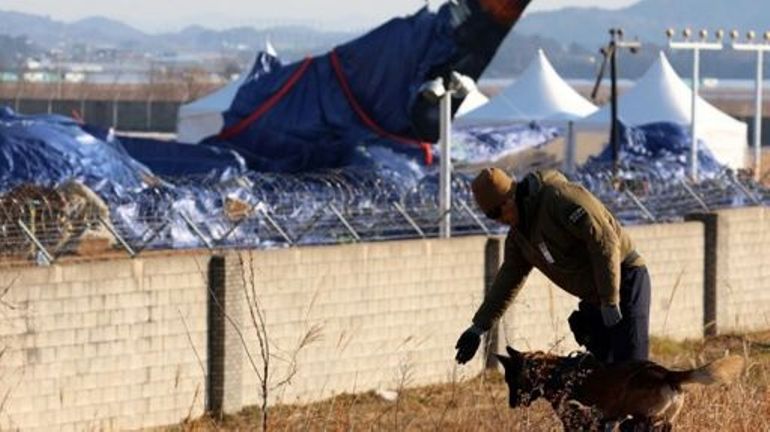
[568,265,651,363]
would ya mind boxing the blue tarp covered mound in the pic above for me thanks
[212,0,530,172]
[580,122,725,181]
[117,134,246,178]
[0,107,152,198]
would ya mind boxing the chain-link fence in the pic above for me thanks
[1,168,767,265]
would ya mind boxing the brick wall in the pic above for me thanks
[224,237,487,407]
[0,253,209,431]
[631,223,704,340]
[713,207,770,332]
[498,221,705,354]
[0,210,766,430]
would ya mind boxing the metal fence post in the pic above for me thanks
[392,202,426,238]
[329,204,361,242]
[98,216,136,257]
[16,219,54,265]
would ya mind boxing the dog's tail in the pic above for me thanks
[666,355,745,387]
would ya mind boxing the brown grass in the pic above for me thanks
[170,333,770,431]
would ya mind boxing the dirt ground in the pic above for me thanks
[169,332,770,431]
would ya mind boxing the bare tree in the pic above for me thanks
[237,251,322,431]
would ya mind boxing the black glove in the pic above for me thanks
[455,325,483,364]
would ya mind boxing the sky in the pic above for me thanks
[0,0,640,32]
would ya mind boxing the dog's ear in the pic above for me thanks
[506,346,521,358]
[495,354,511,369]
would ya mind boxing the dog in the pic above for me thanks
[495,346,745,431]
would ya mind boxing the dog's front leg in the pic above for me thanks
[560,400,604,431]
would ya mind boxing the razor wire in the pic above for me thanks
[1,167,768,264]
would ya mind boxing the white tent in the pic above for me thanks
[455,89,489,117]
[176,43,278,144]
[457,49,597,125]
[176,74,247,144]
[576,51,748,169]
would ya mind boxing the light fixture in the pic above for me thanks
[447,71,477,99]
[419,77,446,103]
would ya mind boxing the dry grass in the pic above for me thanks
[171,333,770,431]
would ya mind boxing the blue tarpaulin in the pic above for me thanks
[212,8,455,172]
[581,122,725,180]
[0,107,151,198]
[210,0,529,172]
[118,134,246,178]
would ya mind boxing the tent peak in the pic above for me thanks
[265,40,278,58]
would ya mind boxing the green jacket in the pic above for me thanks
[472,169,645,332]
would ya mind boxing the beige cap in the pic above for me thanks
[471,168,516,216]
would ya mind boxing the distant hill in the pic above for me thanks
[0,11,151,48]
[0,4,767,80]
[69,17,148,45]
[518,0,770,47]
[0,10,352,57]
[156,25,353,58]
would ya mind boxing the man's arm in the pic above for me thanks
[456,234,531,364]
[472,234,533,331]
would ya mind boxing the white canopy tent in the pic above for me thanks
[576,51,748,169]
[176,74,248,144]
[454,49,596,174]
[457,49,597,125]
[455,89,488,117]
[176,42,278,144]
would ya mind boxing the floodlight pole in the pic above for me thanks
[439,90,452,239]
[732,38,769,182]
[667,34,723,182]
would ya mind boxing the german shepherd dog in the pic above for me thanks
[495,346,745,431]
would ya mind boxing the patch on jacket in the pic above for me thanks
[538,242,555,264]
[568,207,587,224]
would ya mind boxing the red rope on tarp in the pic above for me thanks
[218,56,314,141]
[329,49,433,165]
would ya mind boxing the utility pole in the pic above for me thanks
[667,28,724,182]
[592,28,640,185]
[731,30,770,182]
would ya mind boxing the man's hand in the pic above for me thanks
[455,325,483,364]
[600,304,623,327]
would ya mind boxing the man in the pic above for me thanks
[455,168,650,365]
